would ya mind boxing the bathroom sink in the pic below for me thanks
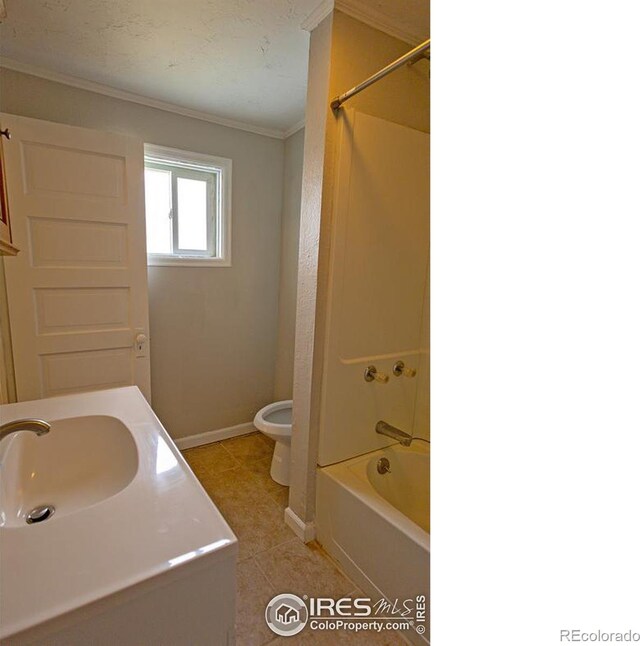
[0,387,237,644]
[0,415,138,527]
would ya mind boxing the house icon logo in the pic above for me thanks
[276,603,299,625]
[265,593,308,636]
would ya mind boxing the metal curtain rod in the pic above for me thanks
[330,39,430,111]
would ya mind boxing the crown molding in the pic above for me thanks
[283,118,305,139]
[0,56,295,140]
[335,0,426,46]
[301,0,334,32]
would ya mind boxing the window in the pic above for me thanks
[143,144,232,266]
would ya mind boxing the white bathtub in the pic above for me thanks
[316,440,430,645]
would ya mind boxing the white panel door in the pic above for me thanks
[1,113,151,402]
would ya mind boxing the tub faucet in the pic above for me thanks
[0,419,51,445]
[375,420,413,447]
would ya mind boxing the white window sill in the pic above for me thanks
[147,255,231,267]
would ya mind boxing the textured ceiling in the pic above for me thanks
[0,0,321,134]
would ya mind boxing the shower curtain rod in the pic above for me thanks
[330,39,430,111]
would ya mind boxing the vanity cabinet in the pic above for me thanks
[0,123,18,256]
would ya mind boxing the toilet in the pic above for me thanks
[253,400,293,486]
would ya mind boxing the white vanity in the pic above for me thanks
[0,386,237,645]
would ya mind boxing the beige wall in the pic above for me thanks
[289,14,333,528]
[274,127,305,401]
[0,67,286,438]
[329,12,429,133]
[289,9,429,528]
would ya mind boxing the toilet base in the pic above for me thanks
[270,441,291,486]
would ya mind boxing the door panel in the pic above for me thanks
[28,217,128,268]
[1,113,151,402]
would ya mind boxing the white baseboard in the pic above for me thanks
[284,506,316,543]
[174,422,256,450]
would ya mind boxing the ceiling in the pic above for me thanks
[0,0,320,136]
[0,0,429,138]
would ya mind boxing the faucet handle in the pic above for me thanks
[364,365,389,383]
[393,361,416,378]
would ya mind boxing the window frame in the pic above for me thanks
[143,144,232,267]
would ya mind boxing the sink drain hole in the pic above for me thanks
[26,505,55,524]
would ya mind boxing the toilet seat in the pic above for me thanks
[253,400,292,444]
[253,400,293,486]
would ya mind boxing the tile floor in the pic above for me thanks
[182,433,403,645]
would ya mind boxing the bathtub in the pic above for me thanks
[316,440,429,645]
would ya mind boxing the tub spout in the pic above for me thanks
[375,420,413,447]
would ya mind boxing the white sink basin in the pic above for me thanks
[0,415,138,527]
[0,387,237,644]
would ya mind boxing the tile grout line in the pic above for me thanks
[182,441,241,473]
[217,441,240,463]
[251,533,299,561]
[252,555,277,594]
[245,467,290,508]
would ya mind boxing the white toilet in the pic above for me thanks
[253,400,293,486]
